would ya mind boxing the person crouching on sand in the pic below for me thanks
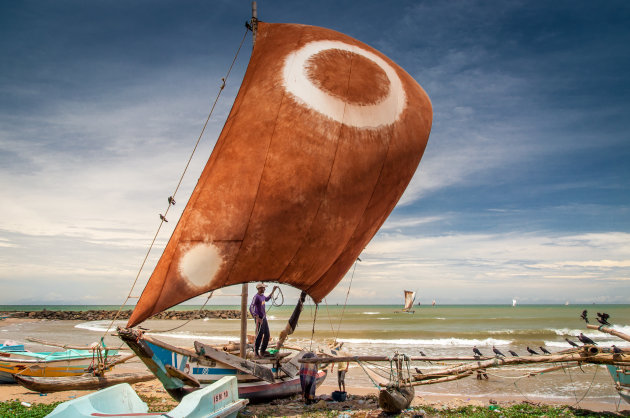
[249,282,278,358]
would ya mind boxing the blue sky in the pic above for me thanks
[1,0,629,306]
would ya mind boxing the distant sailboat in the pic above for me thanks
[565,301,569,306]
[512,299,517,307]
[397,290,416,313]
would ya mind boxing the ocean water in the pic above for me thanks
[1,303,629,406]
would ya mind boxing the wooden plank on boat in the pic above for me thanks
[165,365,200,388]
[14,372,156,393]
[250,351,291,364]
[279,350,306,378]
[142,334,198,358]
[194,341,275,383]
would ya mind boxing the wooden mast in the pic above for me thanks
[239,2,257,360]
[251,1,258,45]
[240,284,248,358]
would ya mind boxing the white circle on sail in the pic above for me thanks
[282,40,406,129]
[178,243,222,288]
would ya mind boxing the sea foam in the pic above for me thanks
[338,337,511,347]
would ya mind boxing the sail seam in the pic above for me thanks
[307,108,397,300]
[304,51,397,300]
[217,23,293,290]
[276,41,355,293]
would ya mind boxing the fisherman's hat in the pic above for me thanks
[256,282,267,289]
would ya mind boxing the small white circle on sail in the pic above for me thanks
[282,40,406,129]
[178,243,223,288]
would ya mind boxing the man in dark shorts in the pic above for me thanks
[336,360,348,392]
[249,282,278,358]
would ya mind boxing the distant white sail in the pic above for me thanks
[512,299,517,307]
[403,290,416,311]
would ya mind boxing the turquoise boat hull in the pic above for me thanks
[45,376,248,418]
[607,365,630,404]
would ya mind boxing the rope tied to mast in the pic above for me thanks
[333,257,360,343]
[102,26,250,340]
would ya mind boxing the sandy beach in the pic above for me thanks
[2,357,629,416]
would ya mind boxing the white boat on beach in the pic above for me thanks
[45,376,248,418]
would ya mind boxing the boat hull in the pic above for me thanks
[0,359,94,383]
[607,365,630,404]
[46,376,248,418]
[0,349,118,383]
[119,329,327,402]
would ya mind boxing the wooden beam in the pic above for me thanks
[587,324,630,343]
[194,341,275,383]
[141,334,198,358]
[279,350,306,378]
[411,351,616,381]
[299,355,496,363]
[240,284,248,359]
[410,371,473,386]
[165,365,200,387]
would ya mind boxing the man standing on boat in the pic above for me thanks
[249,282,278,358]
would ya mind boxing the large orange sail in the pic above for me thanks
[127,22,432,327]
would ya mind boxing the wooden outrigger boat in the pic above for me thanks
[9,338,143,391]
[112,0,432,405]
[0,348,119,384]
[46,376,248,418]
[118,328,327,402]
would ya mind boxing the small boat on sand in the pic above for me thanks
[45,376,248,418]
[0,348,119,383]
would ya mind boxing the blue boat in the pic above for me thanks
[45,375,248,418]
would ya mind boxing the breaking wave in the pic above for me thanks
[338,337,512,347]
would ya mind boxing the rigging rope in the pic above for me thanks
[151,291,214,333]
[334,258,360,342]
[102,27,250,340]
[322,298,337,339]
[309,304,319,351]
[570,363,600,408]
[356,359,383,390]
